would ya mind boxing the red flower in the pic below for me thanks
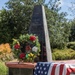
[19,53,25,59]
[25,45,31,51]
[14,44,20,49]
[30,36,36,41]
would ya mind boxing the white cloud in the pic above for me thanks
[57,0,72,8]
[59,0,64,7]
[55,0,64,7]
[62,0,75,7]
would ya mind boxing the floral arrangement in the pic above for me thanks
[12,34,40,62]
[0,43,11,53]
[0,43,12,61]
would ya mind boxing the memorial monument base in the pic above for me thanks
[5,62,36,75]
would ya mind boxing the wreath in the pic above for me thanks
[12,34,40,62]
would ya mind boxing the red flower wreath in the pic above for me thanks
[12,34,40,62]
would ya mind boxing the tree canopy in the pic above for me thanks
[0,0,72,49]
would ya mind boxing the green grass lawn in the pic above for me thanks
[0,61,8,75]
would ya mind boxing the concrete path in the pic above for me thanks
[54,60,75,64]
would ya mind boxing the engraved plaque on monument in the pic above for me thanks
[29,5,52,62]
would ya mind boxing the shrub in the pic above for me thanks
[0,43,13,61]
[52,48,75,60]
[0,61,8,75]
[67,42,75,50]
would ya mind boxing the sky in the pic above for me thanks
[0,0,75,20]
[59,0,75,19]
[0,0,8,9]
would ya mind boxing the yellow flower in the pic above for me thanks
[0,44,5,52]
[4,43,11,53]
[30,53,34,57]
[28,54,30,57]
[0,43,11,53]
[28,53,34,57]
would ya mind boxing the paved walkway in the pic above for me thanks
[54,60,75,64]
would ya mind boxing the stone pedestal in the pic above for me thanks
[5,62,36,75]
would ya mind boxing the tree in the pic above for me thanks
[0,9,13,43]
[69,19,75,41]
[46,7,71,48]
[0,0,59,41]
[0,0,71,49]
[69,1,75,18]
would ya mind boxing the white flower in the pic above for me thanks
[32,46,38,52]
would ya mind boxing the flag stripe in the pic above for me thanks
[48,63,56,75]
[55,64,61,75]
[66,68,71,75]
[59,64,64,75]
[51,64,57,75]
[67,68,75,75]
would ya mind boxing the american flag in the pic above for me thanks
[33,62,75,75]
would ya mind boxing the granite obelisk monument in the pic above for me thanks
[29,5,52,62]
